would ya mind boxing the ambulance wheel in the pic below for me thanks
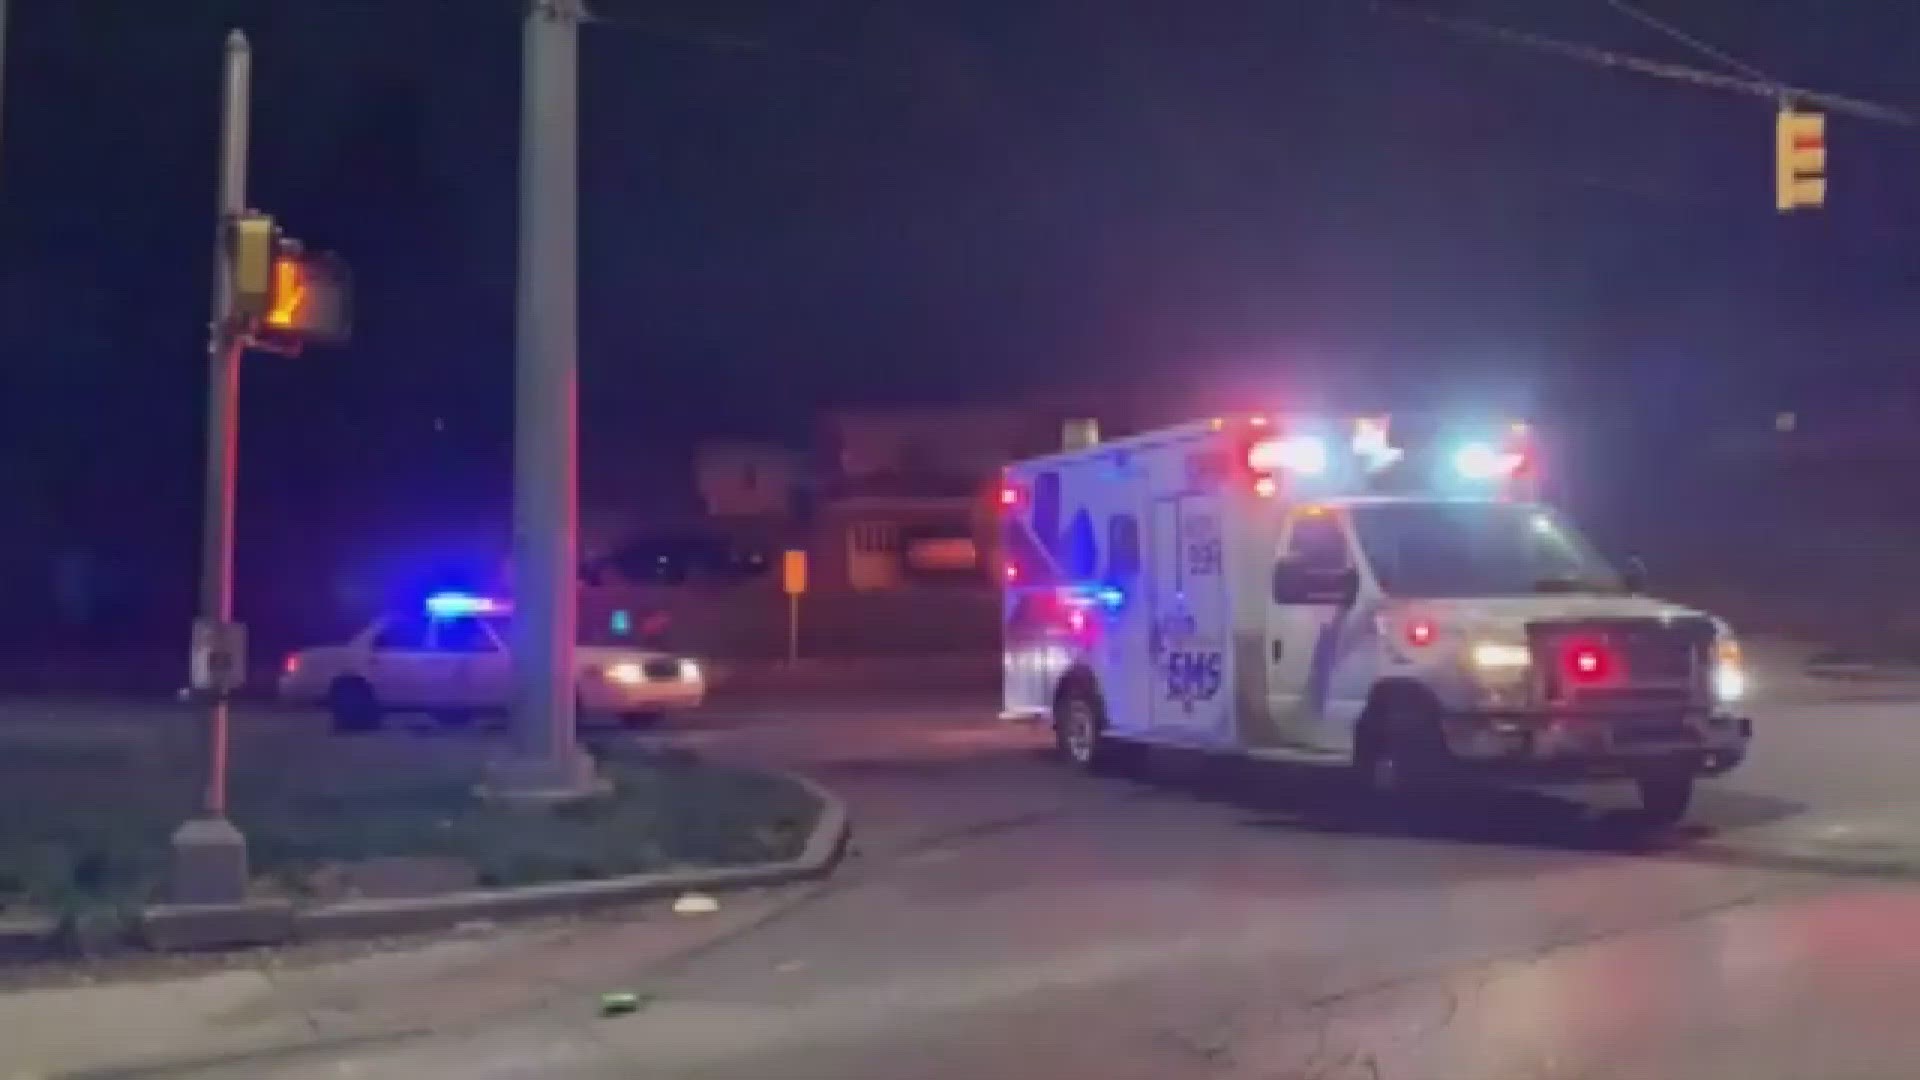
[1054,681,1130,777]
[328,678,381,733]
[1354,687,1447,816]
[1634,774,1694,830]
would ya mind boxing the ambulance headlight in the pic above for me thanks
[1713,637,1746,704]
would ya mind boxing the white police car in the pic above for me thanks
[280,594,705,732]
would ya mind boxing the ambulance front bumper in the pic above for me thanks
[1439,709,1751,781]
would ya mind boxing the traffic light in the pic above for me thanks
[229,212,278,319]
[1776,107,1826,212]
[255,240,353,353]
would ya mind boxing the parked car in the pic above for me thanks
[279,594,706,732]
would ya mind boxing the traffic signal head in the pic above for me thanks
[229,212,278,319]
[260,243,353,348]
[1776,108,1826,212]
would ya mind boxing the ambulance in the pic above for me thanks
[998,414,1752,826]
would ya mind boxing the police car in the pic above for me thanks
[999,415,1751,827]
[280,594,706,732]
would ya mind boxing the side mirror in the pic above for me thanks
[1272,560,1360,607]
[1622,556,1649,595]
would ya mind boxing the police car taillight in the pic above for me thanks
[283,653,301,675]
[1404,618,1437,648]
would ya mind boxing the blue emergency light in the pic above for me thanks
[425,592,509,618]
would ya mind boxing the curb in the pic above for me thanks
[9,773,850,959]
[287,774,848,945]
[0,916,60,962]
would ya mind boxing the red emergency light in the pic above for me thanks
[1560,639,1616,685]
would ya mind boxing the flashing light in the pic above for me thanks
[1452,442,1525,481]
[1254,476,1278,499]
[1563,641,1614,685]
[1093,585,1126,609]
[1004,563,1020,584]
[1249,435,1328,476]
[998,484,1022,509]
[604,661,646,686]
[1405,618,1437,648]
[1248,415,1270,427]
[679,658,703,683]
[610,609,633,635]
[283,653,302,676]
[425,592,509,618]
[1067,608,1088,634]
[1352,417,1404,473]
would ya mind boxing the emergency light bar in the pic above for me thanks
[1451,442,1526,481]
[1241,415,1536,496]
[425,593,511,618]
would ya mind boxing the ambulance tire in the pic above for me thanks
[1353,685,1448,819]
[1634,774,1694,830]
[1053,680,1134,777]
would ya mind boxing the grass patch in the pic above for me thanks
[0,723,819,926]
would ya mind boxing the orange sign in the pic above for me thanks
[782,549,808,596]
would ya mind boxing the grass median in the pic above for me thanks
[0,715,819,941]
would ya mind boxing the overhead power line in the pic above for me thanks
[1602,0,1776,88]
[1371,0,1914,127]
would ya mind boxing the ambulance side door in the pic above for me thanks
[1147,496,1232,744]
[1266,508,1360,751]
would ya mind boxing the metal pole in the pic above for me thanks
[201,28,250,817]
[0,0,10,187]
[787,594,799,664]
[498,0,594,797]
[170,29,251,903]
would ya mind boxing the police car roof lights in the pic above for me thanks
[425,592,511,618]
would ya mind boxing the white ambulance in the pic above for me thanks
[998,414,1751,826]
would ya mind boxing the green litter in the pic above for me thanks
[599,990,648,1016]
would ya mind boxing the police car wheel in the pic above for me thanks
[1635,774,1694,829]
[328,678,381,733]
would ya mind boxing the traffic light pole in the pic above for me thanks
[489,0,598,799]
[1,0,10,186]
[170,29,252,904]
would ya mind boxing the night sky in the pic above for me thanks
[2,0,1918,636]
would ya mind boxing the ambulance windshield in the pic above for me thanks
[1349,501,1623,599]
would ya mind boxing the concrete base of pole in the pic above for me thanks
[479,744,607,803]
[168,816,249,905]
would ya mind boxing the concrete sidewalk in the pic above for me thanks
[0,887,808,1079]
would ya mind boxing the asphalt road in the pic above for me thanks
[22,653,1920,1079]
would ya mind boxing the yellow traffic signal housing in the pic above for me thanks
[228,212,278,319]
[1776,108,1826,212]
[256,241,353,352]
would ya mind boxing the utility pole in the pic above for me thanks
[171,29,253,903]
[490,0,598,798]
[0,0,10,186]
